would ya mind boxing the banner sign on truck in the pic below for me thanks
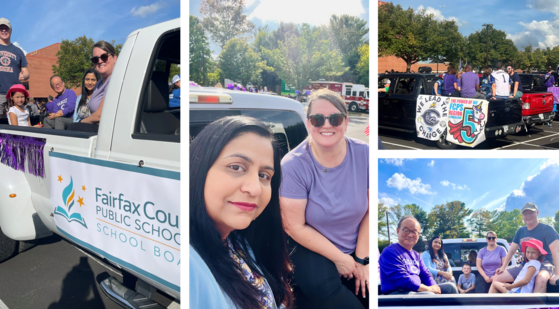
[446,98,488,147]
[415,95,449,141]
[49,152,180,292]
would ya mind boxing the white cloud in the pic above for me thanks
[417,5,467,27]
[496,203,506,211]
[471,191,490,208]
[529,0,559,15]
[381,158,414,166]
[512,182,526,197]
[379,197,398,207]
[508,3,559,49]
[131,1,167,18]
[540,158,559,170]
[387,173,435,195]
[13,42,27,55]
[440,180,469,190]
[428,160,435,167]
[484,195,508,210]
[249,0,365,26]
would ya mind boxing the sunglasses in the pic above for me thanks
[90,53,112,64]
[487,237,496,240]
[307,113,346,127]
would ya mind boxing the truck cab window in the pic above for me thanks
[134,29,180,142]
[394,77,416,95]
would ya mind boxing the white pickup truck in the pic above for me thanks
[0,19,180,308]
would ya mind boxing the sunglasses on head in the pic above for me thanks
[307,113,346,127]
[487,237,496,240]
[90,53,112,64]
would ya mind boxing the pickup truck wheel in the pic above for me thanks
[349,103,359,112]
[0,227,16,262]
[436,135,457,149]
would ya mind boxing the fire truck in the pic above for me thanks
[308,80,369,112]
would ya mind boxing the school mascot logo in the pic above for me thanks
[448,103,486,144]
[54,177,88,228]
[0,56,10,66]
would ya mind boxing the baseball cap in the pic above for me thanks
[0,18,11,28]
[521,202,538,213]
[172,74,180,84]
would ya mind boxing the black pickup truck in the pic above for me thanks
[378,73,525,149]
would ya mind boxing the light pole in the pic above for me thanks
[482,24,492,67]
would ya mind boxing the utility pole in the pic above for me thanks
[482,24,492,67]
[386,212,391,244]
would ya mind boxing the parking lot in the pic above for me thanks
[380,122,559,150]
[347,111,369,143]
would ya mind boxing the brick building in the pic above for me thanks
[25,43,80,103]
[377,1,449,74]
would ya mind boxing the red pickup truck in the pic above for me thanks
[518,74,555,129]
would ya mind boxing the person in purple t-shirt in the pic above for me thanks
[379,216,458,295]
[475,231,507,293]
[280,88,369,309]
[443,65,460,97]
[460,64,486,99]
[43,75,76,130]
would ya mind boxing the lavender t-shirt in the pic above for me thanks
[443,74,459,95]
[88,76,111,113]
[460,72,480,98]
[478,246,507,277]
[279,137,369,254]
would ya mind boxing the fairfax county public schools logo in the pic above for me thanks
[0,56,10,66]
[54,176,88,228]
[421,109,440,126]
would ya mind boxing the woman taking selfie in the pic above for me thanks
[189,116,294,309]
[73,68,101,122]
[280,89,369,308]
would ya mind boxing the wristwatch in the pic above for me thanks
[354,255,369,265]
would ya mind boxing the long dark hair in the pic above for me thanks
[428,235,448,268]
[77,68,101,111]
[190,116,294,309]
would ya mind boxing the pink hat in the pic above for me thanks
[521,239,547,256]
[5,84,30,100]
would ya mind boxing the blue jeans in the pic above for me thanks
[387,282,458,295]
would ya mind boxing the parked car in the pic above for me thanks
[378,73,524,149]
[0,18,180,308]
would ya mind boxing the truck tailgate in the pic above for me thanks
[485,99,522,127]
[521,91,554,116]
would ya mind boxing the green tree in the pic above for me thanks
[545,46,559,70]
[52,36,122,89]
[190,15,212,86]
[463,25,518,70]
[430,19,465,69]
[428,201,473,239]
[378,202,388,238]
[169,64,181,83]
[540,215,554,226]
[218,38,271,86]
[554,210,559,233]
[467,208,498,237]
[378,3,438,72]
[531,48,547,71]
[200,0,255,49]
[491,209,524,242]
[356,44,369,86]
[329,14,369,80]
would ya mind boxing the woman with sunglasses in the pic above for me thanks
[68,41,117,132]
[190,116,294,309]
[476,231,507,293]
[280,89,369,308]
[421,236,456,285]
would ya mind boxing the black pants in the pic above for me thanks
[289,240,368,309]
[475,275,490,293]
[67,122,99,133]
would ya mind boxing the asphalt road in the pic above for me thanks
[380,121,559,150]
[0,235,176,309]
[347,111,369,144]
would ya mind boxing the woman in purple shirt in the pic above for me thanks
[68,41,117,133]
[476,231,507,293]
[279,89,369,308]
[443,65,460,97]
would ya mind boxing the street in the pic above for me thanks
[380,122,559,150]
[347,111,369,144]
[0,235,176,309]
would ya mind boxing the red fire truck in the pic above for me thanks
[307,80,369,112]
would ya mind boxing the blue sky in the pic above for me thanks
[378,158,559,219]
[4,0,180,54]
[390,0,559,50]
[189,0,369,55]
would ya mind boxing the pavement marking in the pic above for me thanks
[0,299,8,309]
[496,132,559,149]
[73,246,122,277]
[382,141,423,150]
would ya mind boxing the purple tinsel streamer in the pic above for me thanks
[0,134,46,177]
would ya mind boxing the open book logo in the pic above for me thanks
[54,177,87,229]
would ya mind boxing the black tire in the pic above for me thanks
[349,102,359,112]
[18,239,38,253]
[0,227,17,262]
[436,134,457,149]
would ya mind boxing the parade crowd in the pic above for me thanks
[0,17,181,133]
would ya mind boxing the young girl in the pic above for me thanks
[6,84,41,127]
[489,239,546,294]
